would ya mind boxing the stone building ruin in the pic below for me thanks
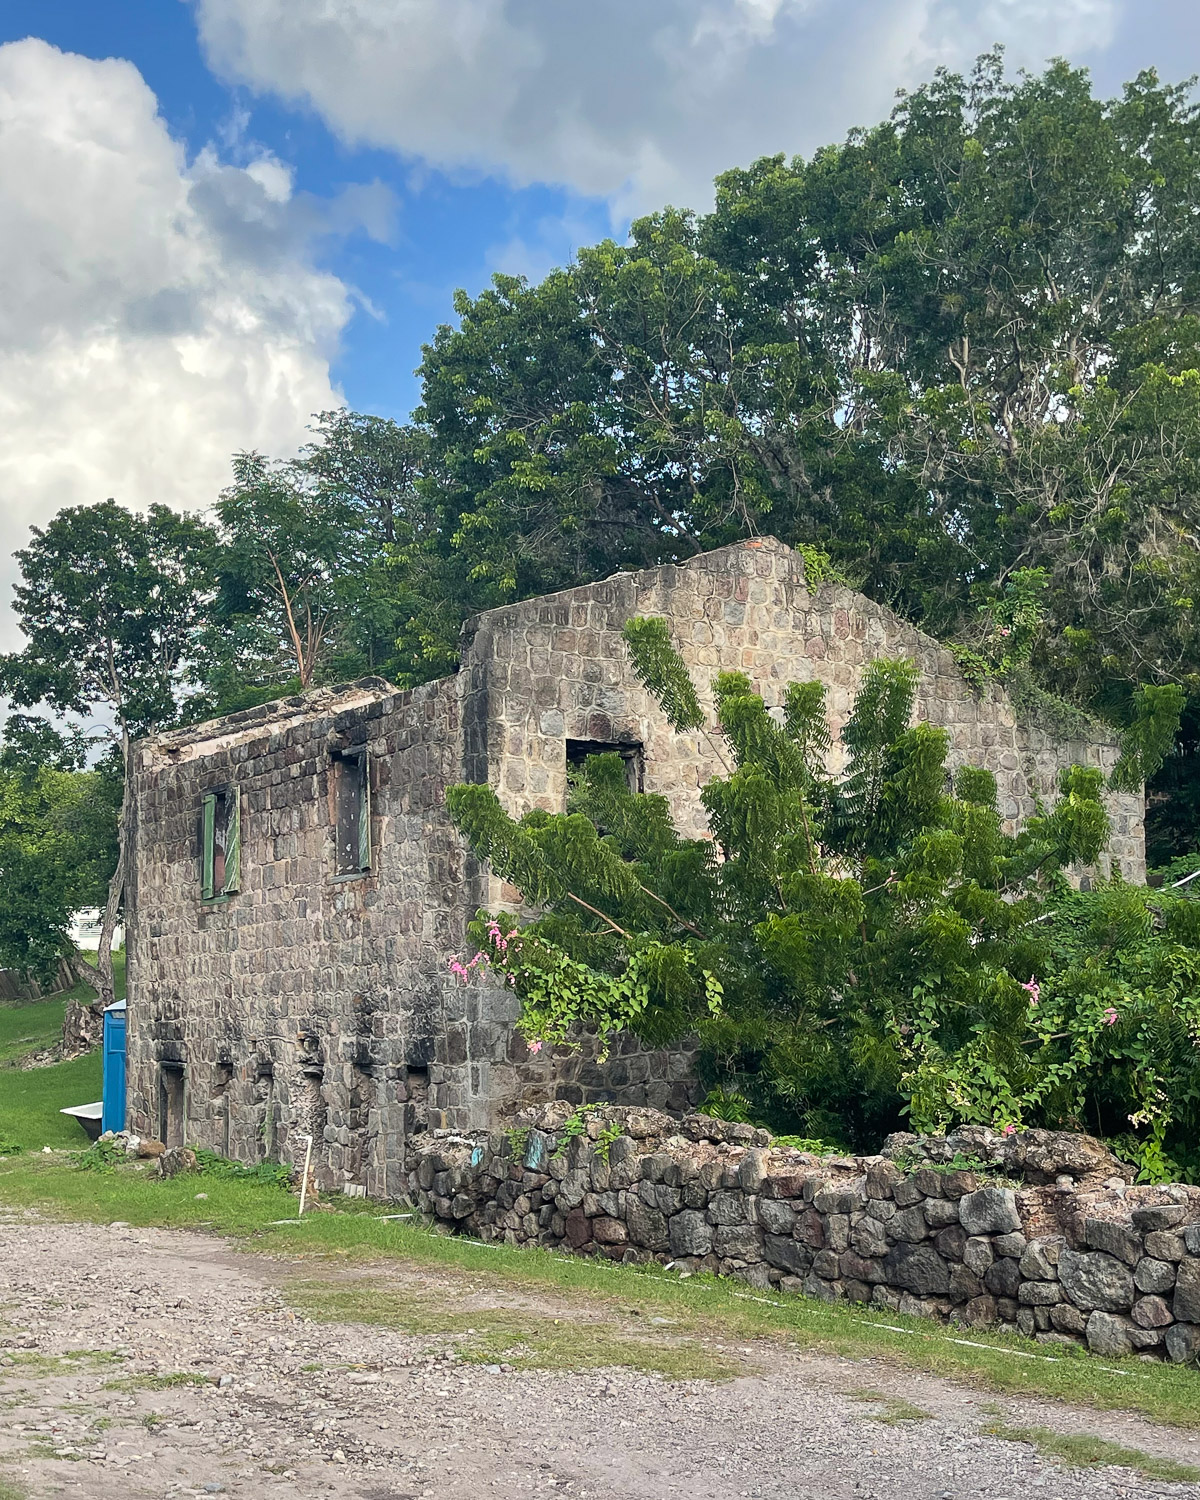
[125,538,1144,1196]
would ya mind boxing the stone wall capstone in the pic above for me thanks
[406,1110,1200,1363]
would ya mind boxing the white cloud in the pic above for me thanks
[192,0,1125,216]
[0,38,377,648]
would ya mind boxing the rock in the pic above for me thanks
[840,1250,883,1284]
[994,1232,1027,1259]
[668,1211,712,1258]
[959,1187,1021,1236]
[825,1214,851,1252]
[1134,1257,1176,1295]
[1132,1203,1188,1232]
[934,1224,967,1261]
[963,1236,994,1277]
[707,1190,747,1225]
[1019,1237,1064,1281]
[962,1294,997,1327]
[911,1168,945,1198]
[813,1184,861,1215]
[889,1206,929,1243]
[1145,1231,1187,1262]
[983,1258,1022,1299]
[738,1149,769,1193]
[1018,1281,1062,1306]
[714,1224,763,1261]
[812,1249,841,1279]
[882,1243,950,1296]
[949,1264,985,1303]
[851,1216,890,1257]
[1086,1311,1135,1357]
[158,1147,198,1178]
[136,1139,166,1159]
[764,1235,811,1274]
[1165,1322,1200,1364]
[1058,1249,1135,1312]
[591,1217,627,1245]
[865,1159,903,1198]
[892,1178,925,1209]
[922,1198,961,1228]
[1050,1302,1087,1334]
[755,1197,795,1236]
[1016,1307,1037,1338]
[802,1274,841,1304]
[625,1198,669,1251]
[1131,1294,1173,1329]
[940,1169,978,1199]
[1082,1216,1142,1268]
[794,1208,825,1248]
[1186,1224,1200,1256]
[1173,1258,1200,1322]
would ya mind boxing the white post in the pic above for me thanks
[297,1133,314,1218]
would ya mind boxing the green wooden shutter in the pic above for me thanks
[357,754,371,871]
[223,789,241,894]
[201,794,216,899]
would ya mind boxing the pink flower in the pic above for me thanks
[1102,1006,1119,1026]
[1021,977,1040,1007]
[998,627,1012,637]
[527,1040,543,1054]
[1001,1123,1017,1137]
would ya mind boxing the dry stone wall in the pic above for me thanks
[408,1108,1200,1363]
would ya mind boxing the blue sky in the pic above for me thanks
[0,0,1197,645]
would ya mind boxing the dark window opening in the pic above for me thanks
[566,739,644,794]
[201,787,240,899]
[214,1060,233,1156]
[159,1063,185,1149]
[333,749,370,874]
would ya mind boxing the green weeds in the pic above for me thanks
[982,1420,1200,1482]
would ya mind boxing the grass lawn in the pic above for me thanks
[1,1149,1200,1431]
[0,951,122,1149]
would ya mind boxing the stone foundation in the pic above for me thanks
[407,1109,1200,1363]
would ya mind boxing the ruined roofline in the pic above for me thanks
[141,675,401,761]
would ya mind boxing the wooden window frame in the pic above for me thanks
[201,786,241,901]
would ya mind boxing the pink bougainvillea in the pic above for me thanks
[1102,1006,1119,1026]
[1021,976,1040,1007]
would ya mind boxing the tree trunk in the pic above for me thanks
[66,949,102,988]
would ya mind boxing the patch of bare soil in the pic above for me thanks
[0,1217,1197,1500]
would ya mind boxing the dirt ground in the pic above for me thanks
[2,1215,1199,1500]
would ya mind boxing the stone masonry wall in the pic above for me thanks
[409,1107,1200,1364]
[127,538,1143,1184]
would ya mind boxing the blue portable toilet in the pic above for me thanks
[101,1000,127,1135]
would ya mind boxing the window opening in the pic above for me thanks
[254,1062,276,1159]
[159,1063,185,1149]
[201,787,240,899]
[566,739,644,794]
[333,749,371,874]
[404,1065,429,1137]
[213,1059,234,1157]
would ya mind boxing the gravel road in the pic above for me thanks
[1,1214,1197,1500]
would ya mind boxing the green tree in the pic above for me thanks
[447,619,1117,1149]
[0,500,215,1008]
[0,719,120,983]
[415,52,1200,841]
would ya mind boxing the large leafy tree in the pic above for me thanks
[198,413,445,707]
[415,53,1200,844]
[0,500,216,1008]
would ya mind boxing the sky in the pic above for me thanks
[0,0,1198,650]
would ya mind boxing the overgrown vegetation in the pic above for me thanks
[448,622,1199,1170]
